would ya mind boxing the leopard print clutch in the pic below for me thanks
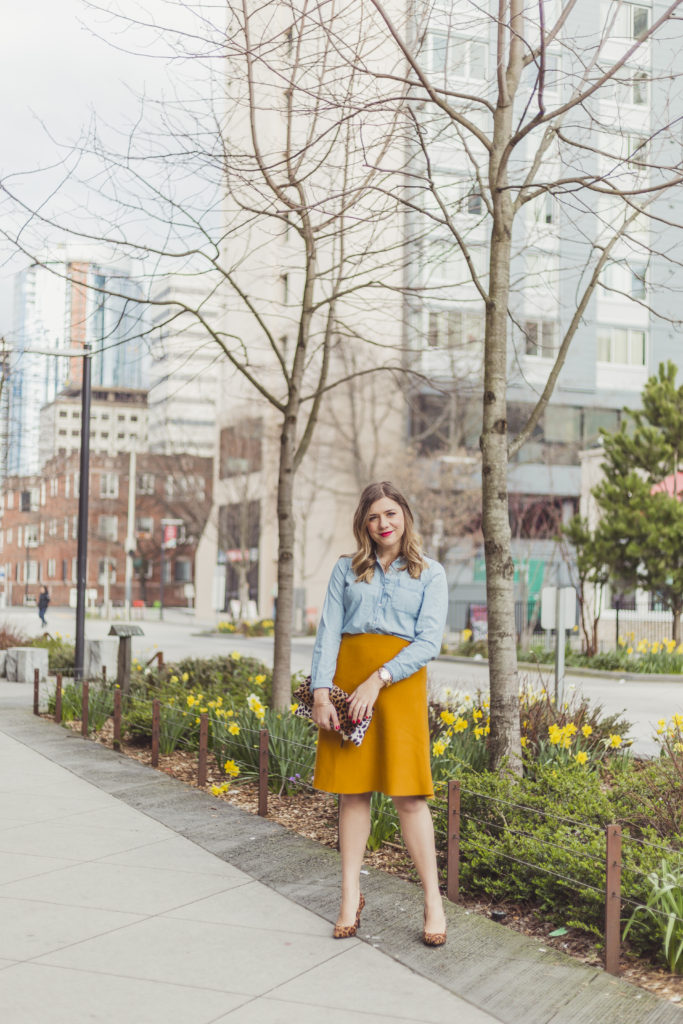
[292,676,373,747]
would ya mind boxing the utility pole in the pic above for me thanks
[74,344,92,679]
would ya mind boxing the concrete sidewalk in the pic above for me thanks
[0,707,682,1024]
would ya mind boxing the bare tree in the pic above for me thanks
[0,0,418,707]
[363,0,683,769]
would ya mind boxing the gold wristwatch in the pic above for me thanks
[378,665,393,687]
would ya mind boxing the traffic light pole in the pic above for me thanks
[74,344,92,679]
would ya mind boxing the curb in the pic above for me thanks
[2,709,681,1024]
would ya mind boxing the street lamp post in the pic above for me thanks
[74,343,92,679]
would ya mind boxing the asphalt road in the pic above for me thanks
[3,605,682,756]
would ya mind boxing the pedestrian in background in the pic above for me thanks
[310,481,449,946]
[38,585,50,629]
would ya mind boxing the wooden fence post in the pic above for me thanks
[55,673,63,724]
[33,668,40,716]
[81,681,89,737]
[258,728,269,817]
[113,687,121,750]
[198,712,208,786]
[102,665,107,683]
[151,699,160,767]
[605,823,622,976]
[447,780,461,903]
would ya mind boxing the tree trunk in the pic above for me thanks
[483,83,522,773]
[271,410,297,709]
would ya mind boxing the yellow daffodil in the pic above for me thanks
[452,717,469,733]
[520,736,528,748]
[182,672,189,682]
[254,674,267,686]
[231,651,242,661]
[474,727,485,739]
[575,751,588,765]
[228,723,240,736]
[608,734,622,748]
[581,724,593,738]
[432,739,448,757]
[290,703,299,714]
[224,759,240,777]
[440,710,456,726]
[170,675,178,684]
[462,628,473,642]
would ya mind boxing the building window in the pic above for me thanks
[27,561,39,584]
[65,476,70,499]
[609,2,650,39]
[219,420,263,478]
[17,526,22,548]
[597,328,647,365]
[74,472,80,497]
[630,263,647,300]
[49,479,58,497]
[64,517,69,541]
[59,410,67,418]
[100,472,119,499]
[174,558,192,583]
[48,519,57,537]
[72,515,78,540]
[466,193,483,216]
[98,515,118,542]
[136,516,154,537]
[524,319,557,358]
[62,559,68,581]
[162,560,172,584]
[47,558,56,579]
[98,558,117,584]
[71,557,78,583]
[131,415,138,422]
[429,31,487,80]
[6,528,12,545]
[137,473,155,495]
[427,308,484,350]
[6,492,13,509]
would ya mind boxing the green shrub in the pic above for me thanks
[30,633,75,674]
[431,761,681,960]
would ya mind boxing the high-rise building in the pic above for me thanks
[8,258,146,476]
[147,278,222,460]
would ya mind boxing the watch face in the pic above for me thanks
[379,667,391,684]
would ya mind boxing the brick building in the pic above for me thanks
[0,451,212,608]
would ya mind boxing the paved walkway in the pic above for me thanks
[0,696,682,1023]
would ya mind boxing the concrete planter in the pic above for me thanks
[6,647,49,683]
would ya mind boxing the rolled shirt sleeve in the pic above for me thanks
[310,558,348,690]
[382,562,449,682]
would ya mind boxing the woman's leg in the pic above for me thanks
[393,796,446,934]
[337,792,372,926]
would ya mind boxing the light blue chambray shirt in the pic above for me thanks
[310,555,449,690]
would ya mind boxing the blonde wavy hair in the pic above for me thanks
[350,481,427,583]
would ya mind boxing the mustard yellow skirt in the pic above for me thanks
[313,633,433,797]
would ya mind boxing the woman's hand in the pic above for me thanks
[346,673,383,723]
[312,689,340,732]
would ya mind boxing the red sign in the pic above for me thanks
[162,525,178,550]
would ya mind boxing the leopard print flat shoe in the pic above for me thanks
[333,893,365,939]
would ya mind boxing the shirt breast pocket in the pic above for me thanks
[393,576,423,617]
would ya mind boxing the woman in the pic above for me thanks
[310,481,449,945]
[38,585,50,629]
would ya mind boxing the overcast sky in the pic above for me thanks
[0,0,176,325]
